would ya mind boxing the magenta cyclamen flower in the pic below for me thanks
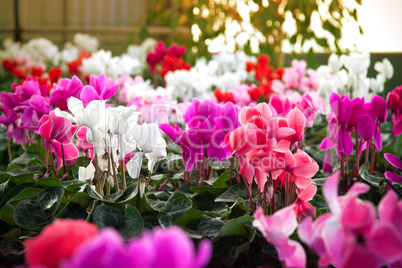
[160,98,240,171]
[384,153,402,185]
[62,227,212,268]
[39,111,78,170]
[253,206,306,268]
[50,76,84,111]
[80,74,119,107]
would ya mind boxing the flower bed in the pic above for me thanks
[0,34,401,267]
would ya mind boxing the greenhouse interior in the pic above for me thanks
[0,0,401,267]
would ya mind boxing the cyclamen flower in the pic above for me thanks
[253,206,306,268]
[388,85,402,136]
[50,76,83,111]
[61,227,212,268]
[384,153,402,185]
[160,98,240,171]
[298,172,402,267]
[39,111,79,170]
[24,219,98,268]
[80,74,119,107]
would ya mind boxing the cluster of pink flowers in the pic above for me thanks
[320,92,388,184]
[225,102,319,218]
[24,219,212,268]
[118,75,173,124]
[254,172,402,267]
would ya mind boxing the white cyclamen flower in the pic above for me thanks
[374,58,393,80]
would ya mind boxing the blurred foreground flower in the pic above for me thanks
[24,220,212,268]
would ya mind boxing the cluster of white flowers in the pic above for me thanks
[164,52,254,101]
[316,53,394,103]
[82,49,143,79]
[19,38,60,67]
[125,38,157,64]
[0,38,21,61]
[73,33,99,53]
[56,98,166,178]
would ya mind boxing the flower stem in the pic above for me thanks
[61,144,66,174]
[379,179,402,197]
[241,175,255,212]
[370,143,375,174]
[146,172,152,187]
[120,158,126,191]
[285,171,289,206]
[355,131,360,179]
[7,139,12,163]
[110,152,120,192]
[229,158,234,187]
[365,142,370,163]
[340,153,345,192]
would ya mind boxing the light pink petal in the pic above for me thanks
[255,102,272,119]
[340,197,376,234]
[287,107,306,141]
[323,172,341,215]
[298,185,317,201]
[297,217,314,246]
[345,182,371,198]
[377,191,402,227]
[255,170,267,192]
[282,239,306,268]
[276,127,296,140]
[291,162,319,179]
[239,157,255,184]
[294,176,312,189]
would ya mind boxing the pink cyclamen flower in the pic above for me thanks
[39,111,79,170]
[298,172,402,267]
[294,184,317,221]
[253,206,306,268]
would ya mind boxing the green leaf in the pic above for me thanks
[190,186,227,195]
[359,163,384,189]
[11,152,39,166]
[217,216,254,238]
[14,187,64,230]
[93,205,144,239]
[7,165,46,185]
[310,194,327,209]
[56,202,88,220]
[35,177,62,187]
[0,228,21,239]
[93,205,122,228]
[61,180,86,192]
[215,183,257,203]
[196,215,225,238]
[87,185,124,203]
[174,208,204,227]
[118,205,144,239]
